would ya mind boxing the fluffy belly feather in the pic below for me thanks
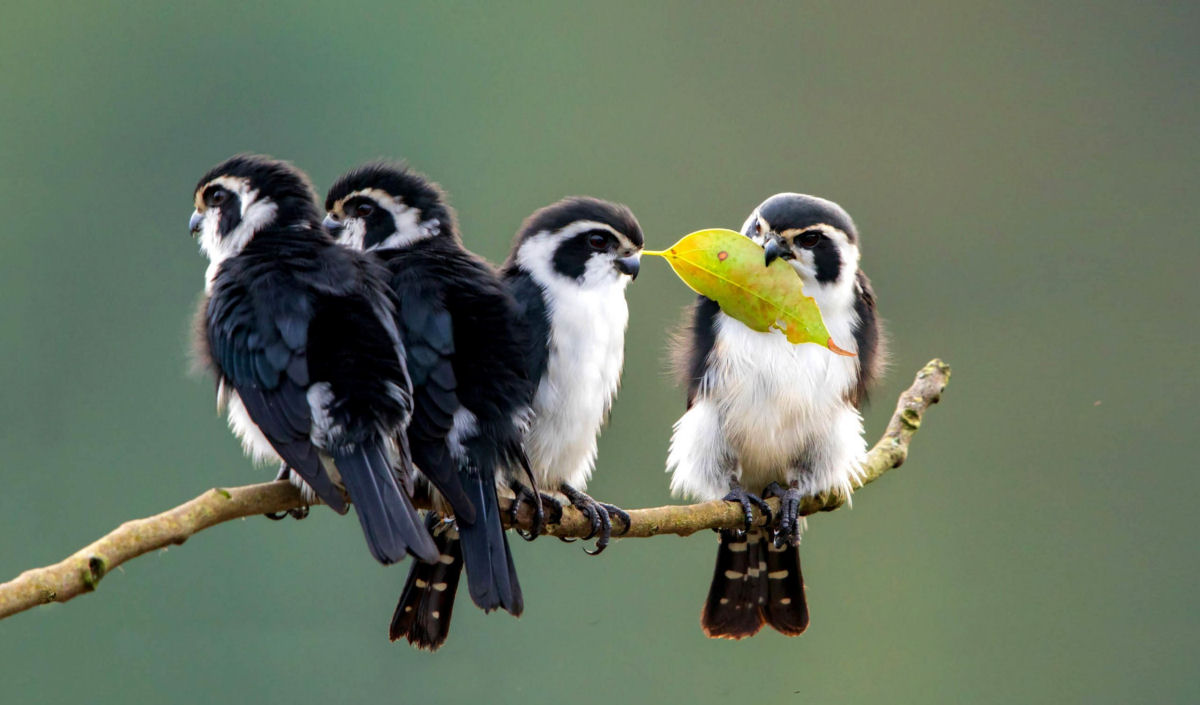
[710,315,865,495]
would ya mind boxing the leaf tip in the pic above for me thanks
[827,338,856,357]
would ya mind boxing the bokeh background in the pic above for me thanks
[3,2,1197,703]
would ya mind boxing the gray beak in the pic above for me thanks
[189,210,203,236]
[763,237,790,267]
[322,214,343,238]
[614,254,641,280]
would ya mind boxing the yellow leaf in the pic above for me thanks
[644,229,854,356]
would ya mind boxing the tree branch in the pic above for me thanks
[0,359,950,622]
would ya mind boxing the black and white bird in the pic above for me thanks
[501,197,644,554]
[189,154,438,566]
[667,193,885,639]
[322,163,535,650]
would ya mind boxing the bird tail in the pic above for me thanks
[700,528,808,639]
[762,534,810,636]
[456,450,523,616]
[390,514,464,651]
[333,437,439,565]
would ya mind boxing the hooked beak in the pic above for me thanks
[189,210,203,236]
[763,237,790,267]
[322,214,344,239]
[614,253,641,280]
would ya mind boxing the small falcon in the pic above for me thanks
[501,197,644,554]
[189,154,437,566]
[322,163,535,651]
[667,193,885,638]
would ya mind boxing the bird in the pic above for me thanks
[500,196,644,555]
[666,192,885,639]
[322,162,536,650]
[188,153,438,566]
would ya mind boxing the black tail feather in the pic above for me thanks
[409,438,477,525]
[763,538,809,635]
[278,440,348,513]
[700,529,808,639]
[334,438,438,565]
[391,516,464,651]
[701,529,767,639]
[456,454,523,616]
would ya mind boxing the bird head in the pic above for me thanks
[509,197,644,288]
[190,154,321,261]
[742,193,861,298]
[322,162,454,252]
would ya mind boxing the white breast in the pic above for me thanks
[524,280,629,490]
[667,309,867,501]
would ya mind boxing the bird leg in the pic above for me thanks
[508,481,560,540]
[560,484,628,555]
[764,481,803,547]
[265,463,311,520]
[721,478,772,533]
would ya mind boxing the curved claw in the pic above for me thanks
[601,503,631,536]
[264,505,309,521]
[722,485,770,531]
[509,483,548,541]
[561,484,616,555]
[766,482,804,548]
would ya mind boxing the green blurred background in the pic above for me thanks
[3,2,1197,702]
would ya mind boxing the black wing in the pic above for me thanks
[504,269,551,388]
[390,272,476,523]
[850,270,883,408]
[677,296,721,409]
[205,275,346,513]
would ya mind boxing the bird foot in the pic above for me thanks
[561,485,625,555]
[764,481,803,547]
[265,463,310,520]
[722,482,772,533]
[509,484,560,540]
[264,505,310,521]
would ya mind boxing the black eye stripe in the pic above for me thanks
[343,195,377,215]
[551,228,616,279]
[203,185,229,207]
[584,229,616,249]
[812,238,841,283]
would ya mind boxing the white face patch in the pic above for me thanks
[194,175,278,292]
[333,188,440,252]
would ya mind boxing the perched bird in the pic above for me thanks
[189,154,437,566]
[322,163,535,650]
[501,197,644,554]
[666,193,884,639]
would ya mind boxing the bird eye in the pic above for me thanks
[587,232,610,250]
[797,230,822,248]
[207,189,228,207]
[353,202,375,218]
